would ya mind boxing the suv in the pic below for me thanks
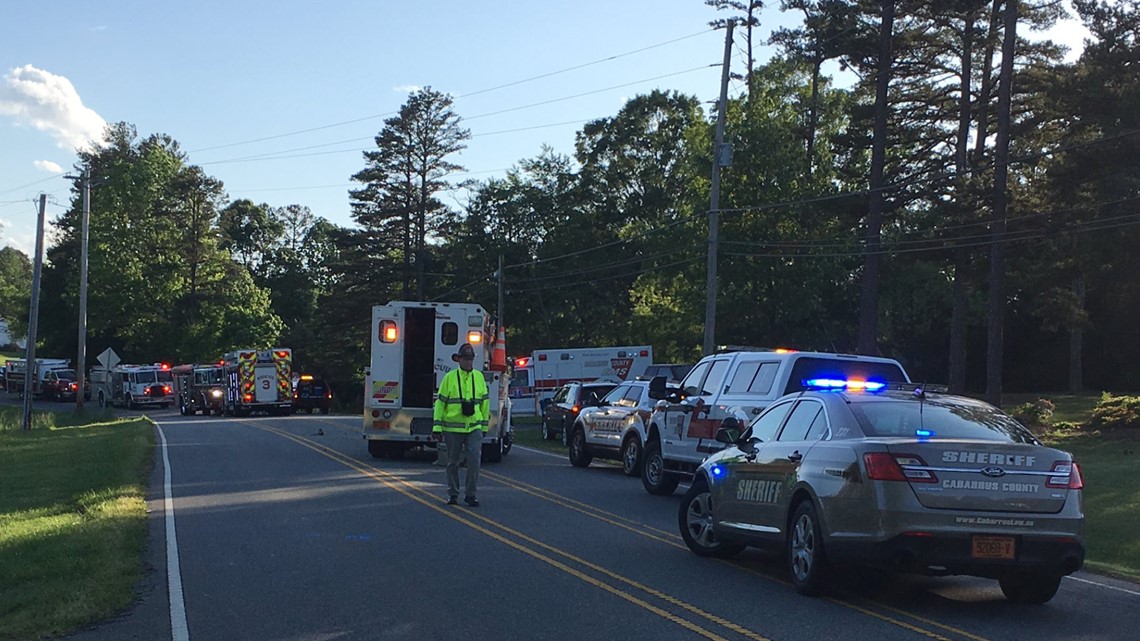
[641,349,909,495]
[540,381,618,443]
[293,375,332,414]
[568,380,655,476]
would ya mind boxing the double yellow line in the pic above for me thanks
[260,423,991,641]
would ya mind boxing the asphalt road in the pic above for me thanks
[60,409,1138,641]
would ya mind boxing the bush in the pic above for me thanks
[1010,398,1055,429]
[1087,393,1140,431]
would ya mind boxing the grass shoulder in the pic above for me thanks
[0,407,154,641]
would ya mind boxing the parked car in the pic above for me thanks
[292,375,332,414]
[541,381,618,444]
[41,368,91,402]
[568,380,655,476]
[678,380,1085,604]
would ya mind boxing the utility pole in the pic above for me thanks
[75,169,94,411]
[22,195,46,431]
[703,21,734,356]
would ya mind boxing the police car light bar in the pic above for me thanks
[804,378,886,392]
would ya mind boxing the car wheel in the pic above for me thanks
[621,436,643,477]
[788,500,830,596]
[568,427,592,467]
[541,419,553,441]
[483,437,504,463]
[999,571,1063,604]
[641,440,680,496]
[679,476,745,558]
[126,394,136,410]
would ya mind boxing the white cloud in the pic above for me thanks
[0,64,107,151]
[393,84,423,94]
[33,160,62,173]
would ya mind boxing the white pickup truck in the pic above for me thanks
[641,349,910,495]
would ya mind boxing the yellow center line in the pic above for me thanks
[255,424,765,641]
[263,421,992,641]
[480,449,993,641]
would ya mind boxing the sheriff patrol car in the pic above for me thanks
[679,380,1085,604]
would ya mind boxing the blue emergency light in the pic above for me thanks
[915,429,934,438]
[803,378,886,392]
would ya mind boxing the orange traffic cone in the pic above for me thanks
[489,326,508,372]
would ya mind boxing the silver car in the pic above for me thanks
[679,381,1085,604]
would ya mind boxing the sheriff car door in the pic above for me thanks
[749,399,828,532]
[715,399,795,536]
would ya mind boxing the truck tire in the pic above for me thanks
[126,394,137,410]
[641,440,680,496]
[98,391,106,408]
[568,427,592,467]
[367,440,385,459]
[483,438,504,464]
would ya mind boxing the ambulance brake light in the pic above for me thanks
[380,320,398,343]
[467,331,482,344]
[639,350,648,357]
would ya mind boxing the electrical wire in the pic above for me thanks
[186,28,714,155]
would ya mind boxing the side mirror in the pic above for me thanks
[715,417,742,444]
[647,375,667,399]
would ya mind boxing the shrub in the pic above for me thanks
[1010,398,1055,429]
[1087,393,1140,431]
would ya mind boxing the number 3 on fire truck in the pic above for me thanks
[262,380,270,390]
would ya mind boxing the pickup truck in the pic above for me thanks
[641,349,910,495]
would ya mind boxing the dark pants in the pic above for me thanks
[444,430,483,499]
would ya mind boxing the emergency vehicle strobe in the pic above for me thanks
[363,301,512,462]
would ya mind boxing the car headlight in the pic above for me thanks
[211,389,223,397]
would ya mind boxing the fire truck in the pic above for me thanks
[509,346,653,416]
[364,301,512,462]
[172,363,226,416]
[220,349,293,416]
[90,363,176,409]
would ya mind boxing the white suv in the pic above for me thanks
[641,349,910,495]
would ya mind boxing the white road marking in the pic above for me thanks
[1065,575,1140,597]
[516,445,567,459]
[157,424,190,641]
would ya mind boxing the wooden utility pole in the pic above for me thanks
[22,195,46,431]
[703,21,734,356]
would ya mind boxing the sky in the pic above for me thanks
[0,1,1092,256]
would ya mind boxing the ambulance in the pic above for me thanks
[509,345,653,416]
[364,301,512,462]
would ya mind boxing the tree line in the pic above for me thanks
[1,0,1137,408]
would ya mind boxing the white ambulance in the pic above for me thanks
[363,301,512,462]
[509,345,653,416]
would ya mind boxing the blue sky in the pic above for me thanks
[0,1,1089,256]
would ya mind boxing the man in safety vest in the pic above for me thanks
[432,343,490,506]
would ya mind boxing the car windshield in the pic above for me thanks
[850,398,1038,444]
[54,369,77,379]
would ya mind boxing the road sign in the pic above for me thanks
[97,347,120,370]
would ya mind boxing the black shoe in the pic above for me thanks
[446,496,459,505]
[464,496,480,508]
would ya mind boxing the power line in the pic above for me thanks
[187,28,714,155]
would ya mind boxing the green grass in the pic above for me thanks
[1045,430,1140,582]
[1003,393,1101,424]
[512,424,568,455]
[0,407,154,641]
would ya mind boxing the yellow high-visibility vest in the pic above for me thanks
[433,368,490,433]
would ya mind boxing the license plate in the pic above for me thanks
[971,535,1016,560]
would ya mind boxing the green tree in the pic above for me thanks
[350,87,470,300]
[0,246,31,343]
